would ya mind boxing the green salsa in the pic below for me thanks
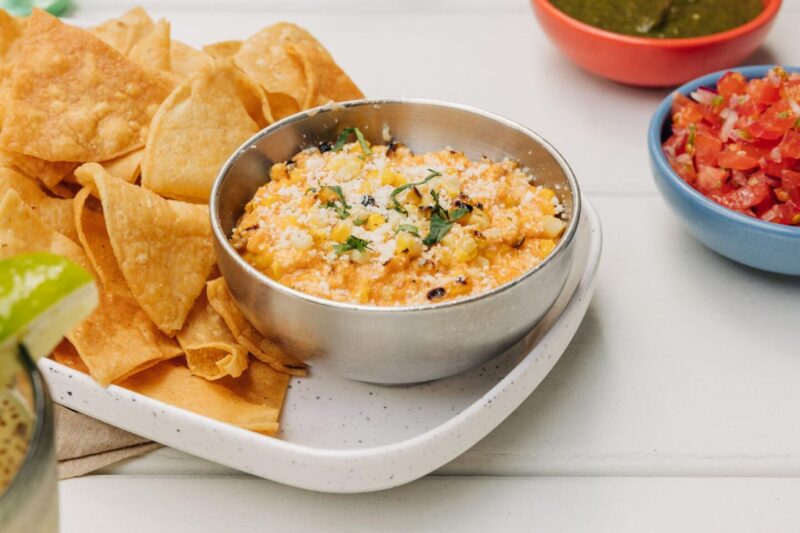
[549,0,764,39]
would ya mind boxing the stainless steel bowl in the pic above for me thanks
[210,99,581,384]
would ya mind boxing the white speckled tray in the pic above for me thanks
[41,198,601,493]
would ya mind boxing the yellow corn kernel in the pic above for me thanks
[541,215,566,238]
[453,235,479,263]
[355,283,371,304]
[289,230,313,250]
[448,276,471,296]
[244,251,272,272]
[278,215,299,229]
[349,249,372,265]
[358,180,376,194]
[380,168,406,187]
[462,208,490,230]
[395,232,423,257]
[340,160,363,180]
[317,187,339,204]
[365,213,386,230]
[538,239,557,257]
[539,188,556,202]
[269,163,289,182]
[289,168,306,184]
[330,221,352,242]
[442,173,460,195]
[325,156,347,172]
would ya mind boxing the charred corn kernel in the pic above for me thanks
[365,213,386,230]
[278,215,299,229]
[289,168,306,184]
[395,232,423,257]
[538,239,557,257]
[380,168,406,187]
[453,235,478,263]
[539,188,556,202]
[405,187,423,205]
[462,208,490,230]
[330,221,352,242]
[269,163,289,181]
[541,215,566,238]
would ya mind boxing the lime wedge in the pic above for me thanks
[0,253,98,386]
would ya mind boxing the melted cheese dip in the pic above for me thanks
[231,139,566,306]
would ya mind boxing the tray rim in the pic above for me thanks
[42,197,602,492]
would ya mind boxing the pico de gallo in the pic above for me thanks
[663,67,800,227]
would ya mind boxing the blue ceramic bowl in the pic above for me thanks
[648,65,800,276]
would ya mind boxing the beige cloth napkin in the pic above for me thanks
[55,405,160,480]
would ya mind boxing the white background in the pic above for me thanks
[61,1,800,531]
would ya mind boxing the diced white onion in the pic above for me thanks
[691,88,716,105]
[720,110,738,142]
[788,98,800,117]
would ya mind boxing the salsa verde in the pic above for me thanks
[550,0,764,39]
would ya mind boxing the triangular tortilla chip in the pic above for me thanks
[0,148,77,189]
[0,9,23,61]
[140,60,264,201]
[206,278,307,376]
[0,189,88,268]
[99,148,143,184]
[51,339,90,374]
[0,168,76,242]
[177,291,249,380]
[170,40,212,78]
[217,358,290,415]
[235,23,363,119]
[70,186,182,385]
[203,40,241,59]
[74,163,215,335]
[90,7,154,55]
[129,18,171,73]
[121,360,281,434]
[0,10,173,162]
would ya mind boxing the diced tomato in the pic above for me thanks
[663,68,800,226]
[779,129,800,159]
[694,132,722,166]
[696,165,729,193]
[747,78,781,106]
[718,72,747,98]
[718,149,760,170]
[782,169,800,190]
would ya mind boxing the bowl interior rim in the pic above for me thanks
[648,64,800,238]
[532,0,782,48]
[211,98,582,314]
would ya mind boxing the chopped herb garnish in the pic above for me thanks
[422,189,469,247]
[333,127,372,157]
[686,124,697,155]
[320,185,350,219]
[712,95,724,107]
[389,169,442,215]
[353,216,368,226]
[395,224,420,237]
[778,110,792,119]
[333,235,372,255]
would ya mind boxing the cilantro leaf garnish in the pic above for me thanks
[395,224,420,237]
[320,185,350,219]
[333,235,372,256]
[422,189,469,247]
[333,127,372,157]
[389,169,442,215]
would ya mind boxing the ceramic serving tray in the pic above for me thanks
[41,198,602,493]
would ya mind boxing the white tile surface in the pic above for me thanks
[58,0,800,529]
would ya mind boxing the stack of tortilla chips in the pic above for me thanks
[0,8,363,435]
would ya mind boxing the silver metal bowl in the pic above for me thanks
[210,99,581,384]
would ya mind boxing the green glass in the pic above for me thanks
[0,348,59,533]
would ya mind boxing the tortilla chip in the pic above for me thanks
[218,359,290,414]
[129,18,171,73]
[0,189,89,268]
[170,40,212,78]
[0,168,76,241]
[74,163,215,335]
[99,148,143,183]
[235,23,363,119]
[206,278,307,376]
[203,40,241,59]
[141,60,264,201]
[90,7,154,55]
[177,291,249,380]
[0,9,23,61]
[0,149,78,189]
[51,339,90,374]
[0,10,173,162]
[121,360,280,434]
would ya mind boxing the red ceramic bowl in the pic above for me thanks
[530,0,782,87]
